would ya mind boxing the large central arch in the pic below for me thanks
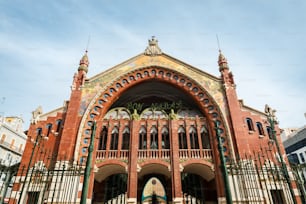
[76,66,231,162]
[75,66,231,202]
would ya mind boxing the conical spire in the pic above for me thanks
[78,51,89,73]
[218,50,229,71]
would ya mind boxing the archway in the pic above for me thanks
[77,66,231,163]
[78,66,231,202]
[93,173,128,204]
[141,177,167,204]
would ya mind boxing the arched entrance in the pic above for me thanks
[141,177,167,204]
[93,173,128,204]
[182,173,217,203]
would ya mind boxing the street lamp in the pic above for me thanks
[265,104,297,204]
[214,120,232,204]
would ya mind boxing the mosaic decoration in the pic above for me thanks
[78,54,229,118]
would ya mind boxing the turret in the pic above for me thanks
[218,50,235,87]
[58,51,90,161]
[78,51,89,73]
[72,51,89,90]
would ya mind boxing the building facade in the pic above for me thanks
[0,116,27,202]
[10,38,303,204]
[283,125,306,201]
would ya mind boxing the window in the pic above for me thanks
[288,153,299,164]
[98,126,107,150]
[266,126,273,140]
[56,119,62,133]
[150,126,158,149]
[201,126,210,149]
[178,126,187,149]
[139,126,147,149]
[246,118,254,131]
[299,153,305,163]
[121,126,130,150]
[19,144,23,152]
[46,123,52,137]
[189,126,199,149]
[161,126,169,149]
[110,127,119,150]
[36,127,42,136]
[256,122,264,136]
[0,134,6,143]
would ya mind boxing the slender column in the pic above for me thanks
[185,120,191,157]
[105,120,112,157]
[169,119,183,203]
[146,121,150,150]
[127,119,139,203]
[117,120,123,157]
[195,117,203,155]
[157,119,162,156]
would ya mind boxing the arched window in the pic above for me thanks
[1,134,6,143]
[161,126,169,149]
[246,118,254,131]
[98,126,107,150]
[139,126,147,149]
[189,126,199,149]
[46,123,52,137]
[201,126,211,149]
[10,139,15,148]
[266,126,273,140]
[110,127,119,150]
[256,122,264,136]
[36,127,43,136]
[122,126,130,150]
[178,126,187,149]
[150,126,158,149]
[56,119,62,133]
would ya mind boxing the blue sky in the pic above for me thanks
[0,0,305,129]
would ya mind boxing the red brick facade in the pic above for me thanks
[13,39,301,204]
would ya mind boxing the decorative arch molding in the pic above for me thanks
[75,66,231,163]
[95,163,127,182]
[139,160,170,170]
[138,161,171,178]
[96,160,128,169]
[181,160,214,171]
[182,162,215,181]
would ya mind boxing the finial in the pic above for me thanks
[144,36,162,56]
[216,34,221,53]
[218,50,229,71]
[78,50,89,73]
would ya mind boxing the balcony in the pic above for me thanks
[96,149,212,161]
[0,140,23,155]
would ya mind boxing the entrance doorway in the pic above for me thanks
[141,177,167,204]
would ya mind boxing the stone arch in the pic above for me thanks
[181,162,215,182]
[75,66,231,163]
[95,162,127,182]
[138,161,171,179]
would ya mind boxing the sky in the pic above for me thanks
[0,0,305,130]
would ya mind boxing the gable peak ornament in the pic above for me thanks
[144,36,162,56]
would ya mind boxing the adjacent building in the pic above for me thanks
[10,38,303,204]
[0,116,27,202]
[283,125,306,201]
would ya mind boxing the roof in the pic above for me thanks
[283,125,306,148]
